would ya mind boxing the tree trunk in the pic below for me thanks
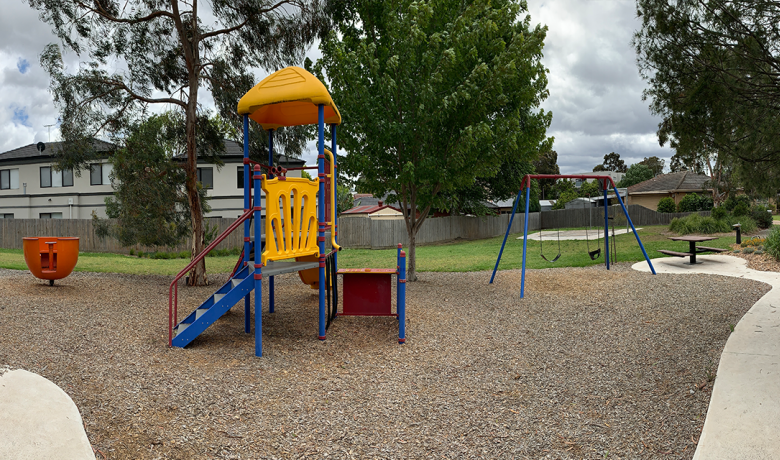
[185,89,207,286]
[407,228,418,281]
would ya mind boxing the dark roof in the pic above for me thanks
[628,171,710,194]
[222,139,305,166]
[0,140,115,163]
[342,204,401,215]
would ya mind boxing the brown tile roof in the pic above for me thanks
[627,171,711,194]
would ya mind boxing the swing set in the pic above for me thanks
[490,174,656,298]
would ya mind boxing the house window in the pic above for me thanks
[236,166,255,189]
[0,214,13,219]
[39,212,63,219]
[41,166,74,188]
[41,167,52,188]
[90,163,113,185]
[197,167,213,189]
[1,168,19,189]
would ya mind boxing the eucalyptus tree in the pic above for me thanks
[30,0,331,285]
[316,0,552,280]
[635,0,780,196]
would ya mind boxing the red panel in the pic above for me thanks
[341,272,393,316]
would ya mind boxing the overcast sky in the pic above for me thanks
[0,0,674,174]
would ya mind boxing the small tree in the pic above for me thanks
[638,156,665,176]
[657,197,676,213]
[94,114,211,248]
[552,190,578,210]
[618,164,654,188]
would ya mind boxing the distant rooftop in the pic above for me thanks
[628,171,710,194]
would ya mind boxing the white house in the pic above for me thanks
[0,140,304,220]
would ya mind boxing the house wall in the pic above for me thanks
[0,159,114,219]
[0,158,306,220]
[628,190,714,210]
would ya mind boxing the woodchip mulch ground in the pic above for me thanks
[0,262,772,460]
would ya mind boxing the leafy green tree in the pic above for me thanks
[95,114,209,248]
[533,149,560,199]
[635,0,780,196]
[638,156,665,176]
[578,180,601,198]
[315,0,552,280]
[596,152,627,173]
[31,0,331,285]
[552,189,578,210]
[592,164,607,172]
[618,164,654,188]
[549,178,575,200]
[657,197,676,213]
[336,185,354,215]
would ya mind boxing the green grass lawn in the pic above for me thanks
[0,225,739,276]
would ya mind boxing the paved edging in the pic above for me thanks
[632,255,780,459]
[0,369,94,460]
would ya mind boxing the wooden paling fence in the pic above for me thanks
[0,218,253,254]
[0,206,707,252]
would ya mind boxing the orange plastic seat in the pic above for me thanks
[23,237,79,285]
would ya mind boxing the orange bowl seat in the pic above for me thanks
[23,237,79,284]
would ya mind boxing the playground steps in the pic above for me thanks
[172,264,255,348]
[172,258,320,348]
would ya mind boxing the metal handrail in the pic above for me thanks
[168,206,254,346]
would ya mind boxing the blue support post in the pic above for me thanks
[604,180,610,270]
[317,105,327,340]
[268,129,275,314]
[242,114,251,333]
[398,250,407,344]
[331,124,338,272]
[253,165,264,357]
[489,185,523,284]
[396,243,402,314]
[520,181,531,298]
[613,184,656,274]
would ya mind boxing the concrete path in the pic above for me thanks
[517,227,641,241]
[0,368,94,460]
[632,255,780,459]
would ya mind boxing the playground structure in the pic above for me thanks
[168,67,407,356]
[22,237,80,286]
[490,174,656,297]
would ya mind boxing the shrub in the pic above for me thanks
[765,226,780,261]
[743,247,755,254]
[677,193,713,212]
[732,202,750,217]
[724,194,751,212]
[137,251,144,258]
[657,197,676,213]
[711,206,728,220]
[179,251,190,259]
[129,248,135,256]
[669,213,731,234]
[751,205,774,229]
[729,215,758,234]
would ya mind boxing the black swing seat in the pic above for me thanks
[541,253,561,263]
[588,248,601,260]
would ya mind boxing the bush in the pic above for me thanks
[711,206,727,220]
[657,197,676,213]
[765,226,780,261]
[732,202,750,217]
[179,251,190,259]
[724,194,751,212]
[751,205,774,229]
[669,213,731,234]
[129,248,135,256]
[137,251,145,258]
[743,247,755,254]
[729,215,758,234]
[677,193,712,212]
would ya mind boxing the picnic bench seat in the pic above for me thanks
[695,246,728,253]
[657,249,693,257]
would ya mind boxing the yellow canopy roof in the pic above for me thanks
[237,67,341,130]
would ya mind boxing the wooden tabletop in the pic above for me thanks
[668,235,718,242]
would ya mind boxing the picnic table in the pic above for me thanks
[659,235,728,264]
